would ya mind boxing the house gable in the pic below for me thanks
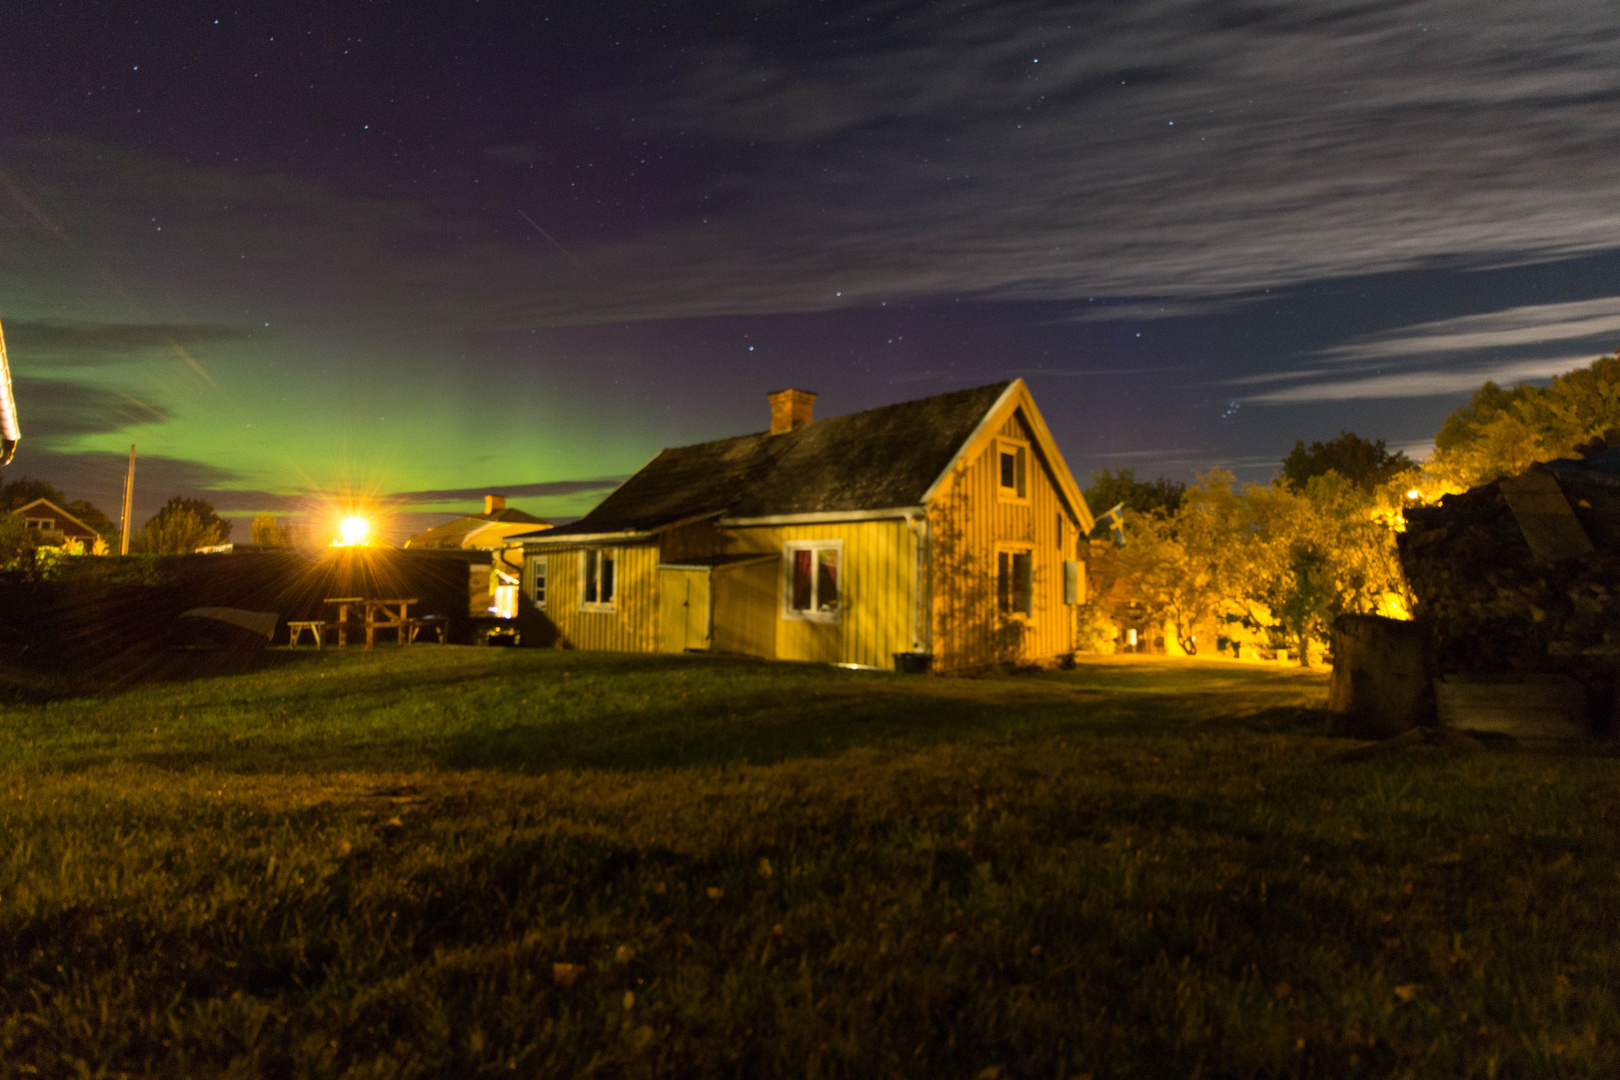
[921,381,1093,670]
[10,498,99,541]
[920,380,1093,534]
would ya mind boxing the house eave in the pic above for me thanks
[719,506,925,527]
[520,508,725,548]
[521,529,655,548]
[655,554,777,571]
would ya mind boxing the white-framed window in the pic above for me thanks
[997,439,1028,502]
[25,517,51,531]
[997,546,1033,617]
[580,548,616,612]
[527,554,548,610]
[782,539,842,622]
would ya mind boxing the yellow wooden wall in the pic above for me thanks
[727,520,916,667]
[525,542,661,652]
[929,407,1080,669]
[523,400,1085,669]
[711,560,778,659]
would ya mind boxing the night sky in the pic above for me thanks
[3,2,1618,540]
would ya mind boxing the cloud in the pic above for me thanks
[10,377,169,440]
[1229,296,1620,403]
[1002,367,1191,379]
[1052,298,1268,324]
[1311,297,1620,365]
[2,448,245,519]
[387,478,627,504]
[571,0,1620,316]
[889,367,1180,386]
[9,0,1620,332]
[1241,356,1591,403]
[4,320,248,363]
[1081,447,1283,476]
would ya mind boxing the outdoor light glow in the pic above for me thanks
[1407,489,1422,500]
[335,516,372,547]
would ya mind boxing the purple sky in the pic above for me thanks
[2,2,1618,540]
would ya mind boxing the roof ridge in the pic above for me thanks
[653,380,1014,455]
[553,380,1016,534]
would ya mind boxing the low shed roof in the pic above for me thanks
[404,506,548,549]
[540,381,1012,539]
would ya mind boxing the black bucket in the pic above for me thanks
[893,652,932,675]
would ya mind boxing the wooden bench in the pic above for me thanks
[324,597,419,648]
[406,616,448,644]
[287,620,328,649]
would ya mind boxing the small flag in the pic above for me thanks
[1101,502,1127,546]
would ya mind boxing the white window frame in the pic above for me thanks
[25,517,51,531]
[527,553,548,610]
[996,438,1029,503]
[579,548,617,613]
[996,544,1035,618]
[781,539,843,623]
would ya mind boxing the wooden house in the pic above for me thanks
[404,495,551,617]
[517,380,1094,671]
[8,498,101,548]
[403,494,550,551]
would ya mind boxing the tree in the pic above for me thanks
[1083,468,1186,538]
[0,510,39,569]
[250,514,292,546]
[1094,473,1240,654]
[1428,353,1620,490]
[135,496,229,554]
[1,475,67,510]
[1281,431,1415,493]
[1238,473,1409,665]
[1084,470,1409,664]
[1434,380,1535,455]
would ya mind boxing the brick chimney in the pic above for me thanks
[768,388,816,435]
[485,494,507,515]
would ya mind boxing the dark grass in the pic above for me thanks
[2,648,1617,1077]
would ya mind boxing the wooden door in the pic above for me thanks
[658,568,710,652]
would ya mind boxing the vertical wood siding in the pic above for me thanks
[711,560,778,659]
[728,520,915,667]
[928,407,1079,670]
[526,522,912,665]
[526,542,660,652]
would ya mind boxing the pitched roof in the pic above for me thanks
[541,381,1014,538]
[404,506,548,548]
[9,497,99,538]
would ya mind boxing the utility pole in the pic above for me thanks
[119,444,136,555]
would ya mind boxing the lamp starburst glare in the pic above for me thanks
[336,515,372,547]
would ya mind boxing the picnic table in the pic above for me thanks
[324,597,420,648]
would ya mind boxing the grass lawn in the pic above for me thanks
[2,647,1617,1078]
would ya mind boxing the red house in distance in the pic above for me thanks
[8,498,102,548]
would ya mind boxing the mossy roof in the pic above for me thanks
[541,381,1012,537]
